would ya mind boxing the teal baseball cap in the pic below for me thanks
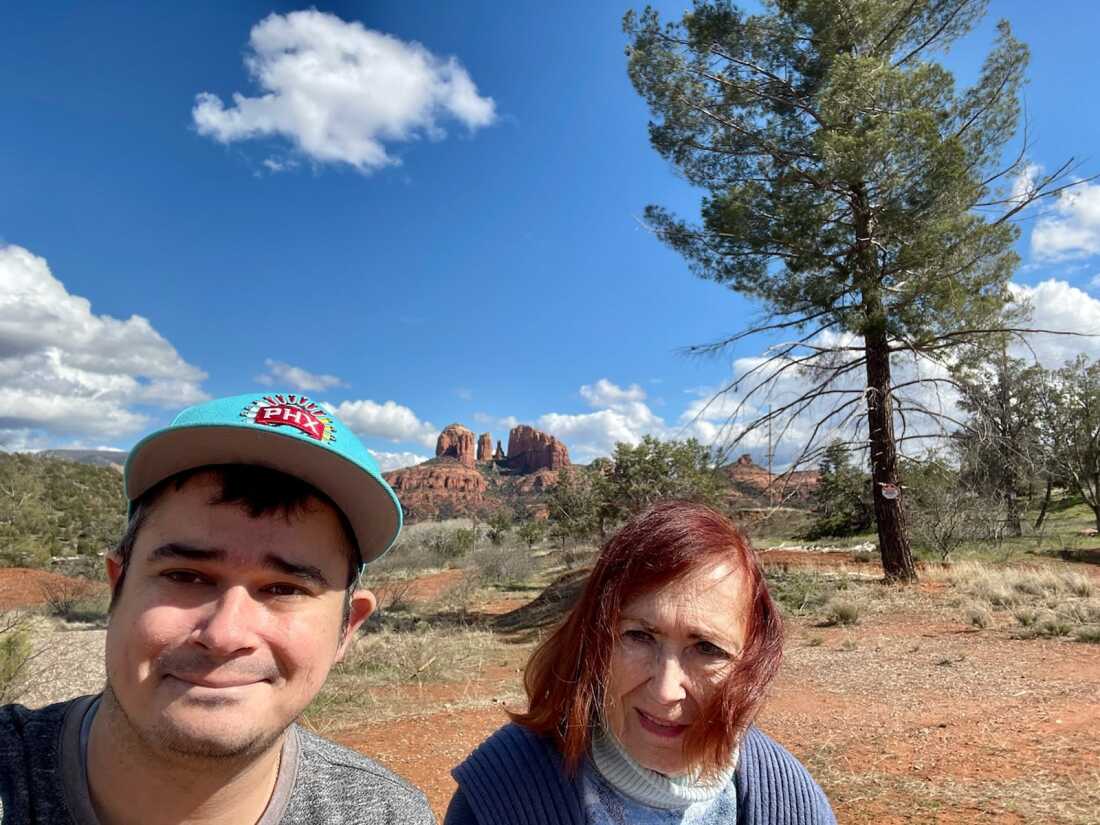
[124,392,403,566]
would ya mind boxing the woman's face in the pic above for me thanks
[603,562,750,776]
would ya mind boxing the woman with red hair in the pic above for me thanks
[445,500,835,825]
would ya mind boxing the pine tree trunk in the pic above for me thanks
[864,321,919,583]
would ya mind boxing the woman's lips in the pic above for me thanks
[636,709,689,738]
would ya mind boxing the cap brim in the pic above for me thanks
[125,424,400,565]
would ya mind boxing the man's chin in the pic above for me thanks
[154,721,282,760]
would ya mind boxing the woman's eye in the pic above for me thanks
[696,640,729,659]
[623,628,654,643]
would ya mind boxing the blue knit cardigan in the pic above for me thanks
[445,724,836,825]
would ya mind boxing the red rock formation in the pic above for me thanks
[435,424,476,467]
[724,454,819,502]
[513,468,560,495]
[493,441,505,461]
[477,432,493,462]
[383,463,489,520]
[506,425,570,473]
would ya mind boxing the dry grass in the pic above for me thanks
[303,624,502,732]
[926,561,1100,643]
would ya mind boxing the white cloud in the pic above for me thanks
[1030,181,1100,262]
[193,10,496,173]
[369,449,430,472]
[329,398,437,448]
[1007,279,1100,366]
[0,244,207,446]
[536,379,669,461]
[579,379,648,408]
[256,358,347,391]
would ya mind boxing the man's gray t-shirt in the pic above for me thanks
[0,696,435,824]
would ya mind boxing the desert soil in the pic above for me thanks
[5,558,1099,825]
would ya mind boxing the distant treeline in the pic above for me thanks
[0,454,126,568]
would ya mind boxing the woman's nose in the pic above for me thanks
[648,652,689,703]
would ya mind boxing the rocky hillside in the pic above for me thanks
[0,452,126,568]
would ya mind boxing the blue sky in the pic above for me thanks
[3,1,1100,469]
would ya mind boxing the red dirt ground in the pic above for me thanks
[338,563,1100,824]
[0,567,101,609]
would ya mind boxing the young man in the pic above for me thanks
[0,393,435,825]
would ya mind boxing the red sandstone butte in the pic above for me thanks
[506,425,570,474]
[477,432,493,462]
[435,423,477,467]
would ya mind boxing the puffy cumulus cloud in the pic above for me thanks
[536,379,669,461]
[255,359,347,391]
[579,379,648,407]
[0,244,207,445]
[368,449,430,472]
[1030,181,1100,262]
[193,10,496,173]
[328,398,437,448]
[1007,279,1100,366]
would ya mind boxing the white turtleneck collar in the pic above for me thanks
[589,728,739,811]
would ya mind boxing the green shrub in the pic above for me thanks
[0,614,34,704]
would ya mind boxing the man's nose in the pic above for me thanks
[193,586,260,655]
[648,652,689,704]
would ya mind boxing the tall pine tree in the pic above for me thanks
[625,0,1079,580]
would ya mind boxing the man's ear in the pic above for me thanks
[336,589,377,662]
[105,554,124,590]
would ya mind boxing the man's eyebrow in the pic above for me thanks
[147,544,331,589]
[263,553,331,589]
[149,543,226,563]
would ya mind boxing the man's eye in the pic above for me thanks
[163,570,207,585]
[265,583,308,597]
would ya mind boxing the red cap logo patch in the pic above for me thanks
[241,395,335,442]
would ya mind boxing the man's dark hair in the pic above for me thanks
[112,464,361,632]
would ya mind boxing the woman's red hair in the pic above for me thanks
[510,500,783,776]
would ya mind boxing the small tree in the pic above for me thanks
[807,441,872,539]
[516,519,547,550]
[904,455,979,560]
[954,343,1045,536]
[593,436,726,529]
[486,510,513,547]
[545,467,599,547]
[1047,356,1100,532]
